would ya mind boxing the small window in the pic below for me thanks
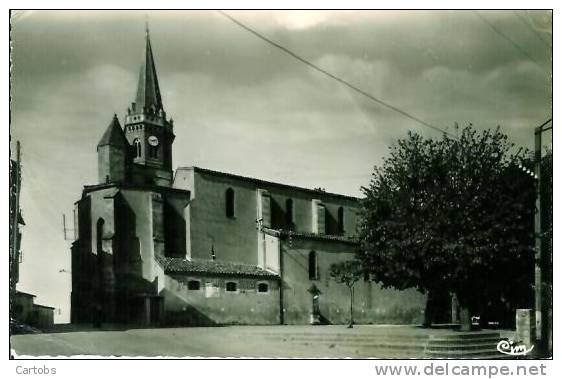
[133,138,142,158]
[308,251,319,280]
[337,206,344,235]
[96,218,105,255]
[257,282,269,293]
[226,281,238,292]
[285,198,294,227]
[187,280,200,290]
[225,188,235,218]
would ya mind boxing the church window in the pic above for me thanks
[187,280,200,291]
[225,188,235,218]
[257,282,269,293]
[133,138,142,158]
[337,206,344,235]
[308,251,319,280]
[96,218,105,255]
[149,145,158,159]
[285,198,294,228]
[226,281,238,292]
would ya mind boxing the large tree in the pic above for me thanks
[358,126,535,330]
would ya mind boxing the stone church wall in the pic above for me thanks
[281,238,426,325]
[161,274,280,326]
[189,171,261,265]
[174,167,362,268]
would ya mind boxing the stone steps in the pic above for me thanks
[428,337,500,345]
[257,334,429,341]
[425,350,506,359]
[429,332,501,340]
[243,329,510,359]
[280,339,428,351]
[425,332,506,359]
[428,342,502,351]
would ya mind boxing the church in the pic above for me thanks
[70,27,425,327]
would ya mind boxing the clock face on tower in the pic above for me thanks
[148,135,159,146]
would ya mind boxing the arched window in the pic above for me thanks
[96,218,105,255]
[337,206,344,235]
[148,145,158,159]
[257,282,269,293]
[133,138,142,158]
[308,251,319,280]
[187,280,201,291]
[225,188,235,218]
[285,198,294,228]
[226,281,238,292]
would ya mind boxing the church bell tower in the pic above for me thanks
[124,24,175,187]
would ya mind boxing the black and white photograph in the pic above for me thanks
[8,7,553,365]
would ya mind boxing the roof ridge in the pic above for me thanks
[262,227,359,245]
[176,166,361,201]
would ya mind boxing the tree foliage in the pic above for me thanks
[330,260,363,327]
[358,126,535,320]
[330,260,363,288]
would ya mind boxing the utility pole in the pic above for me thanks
[534,119,552,344]
[10,141,21,319]
[62,213,76,240]
[10,142,21,274]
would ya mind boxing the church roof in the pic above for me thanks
[97,114,128,148]
[155,255,279,278]
[134,26,163,113]
[177,166,361,202]
[15,291,36,298]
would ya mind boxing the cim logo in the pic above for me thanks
[496,339,534,356]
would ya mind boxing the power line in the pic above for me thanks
[217,10,455,138]
[473,11,546,71]
[513,10,550,49]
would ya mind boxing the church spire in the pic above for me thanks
[133,22,163,114]
[123,25,175,187]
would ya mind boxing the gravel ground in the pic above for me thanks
[10,324,514,358]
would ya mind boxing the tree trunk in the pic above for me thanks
[459,306,472,332]
[348,286,354,328]
[451,293,459,324]
[422,291,433,328]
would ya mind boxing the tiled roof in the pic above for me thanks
[155,255,279,278]
[33,304,55,310]
[82,182,189,197]
[263,227,359,245]
[177,166,361,202]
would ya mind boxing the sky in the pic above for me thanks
[10,10,552,322]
